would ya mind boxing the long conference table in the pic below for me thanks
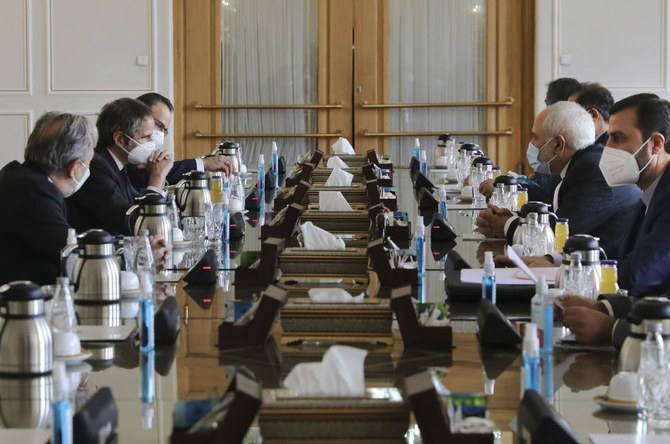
[0,168,650,443]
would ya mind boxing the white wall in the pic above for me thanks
[0,0,174,167]
[536,0,670,113]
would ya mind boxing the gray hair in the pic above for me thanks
[24,112,97,174]
[543,101,595,150]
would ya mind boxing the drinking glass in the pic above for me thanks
[639,340,670,429]
[182,217,206,242]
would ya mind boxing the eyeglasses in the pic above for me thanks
[155,119,169,136]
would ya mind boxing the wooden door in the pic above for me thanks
[174,0,534,172]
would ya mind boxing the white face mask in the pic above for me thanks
[123,134,156,165]
[66,160,90,197]
[598,137,654,186]
[152,129,165,148]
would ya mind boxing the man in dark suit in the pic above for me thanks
[0,113,95,285]
[124,93,234,188]
[536,94,670,347]
[572,82,613,146]
[66,98,174,235]
[476,101,640,250]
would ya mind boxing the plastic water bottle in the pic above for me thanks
[420,149,427,176]
[137,229,155,352]
[51,276,77,334]
[521,323,540,393]
[414,137,421,160]
[140,351,155,429]
[482,251,496,304]
[415,216,425,275]
[52,361,72,444]
[258,154,265,191]
[61,228,79,279]
[221,193,230,244]
[563,252,584,296]
[530,275,549,349]
[438,185,448,219]
[272,141,279,183]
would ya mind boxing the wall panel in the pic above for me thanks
[0,0,30,93]
[47,0,155,93]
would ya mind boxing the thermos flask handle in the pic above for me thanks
[125,204,140,236]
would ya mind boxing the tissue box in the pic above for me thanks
[279,344,394,382]
[308,184,367,204]
[278,276,371,299]
[322,154,369,167]
[259,387,409,441]
[280,298,393,345]
[279,247,369,276]
[313,167,364,184]
[300,209,371,232]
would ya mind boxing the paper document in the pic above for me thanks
[460,268,556,286]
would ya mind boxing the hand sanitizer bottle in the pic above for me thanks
[258,154,265,191]
[137,229,155,352]
[521,323,540,393]
[438,185,448,219]
[52,361,72,444]
[415,215,425,275]
[272,140,279,182]
[530,275,548,349]
[414,137,421,161]
[420,149,427,176]
[482,251,496,304]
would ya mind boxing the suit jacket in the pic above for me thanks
[507,144,641,250]
[66,147,141,235]
[0,161,70,285]
[605,167,670,298]
[125,158,197,189]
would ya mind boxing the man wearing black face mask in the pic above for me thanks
[66,98,174,236]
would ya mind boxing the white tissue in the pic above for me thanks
[308,288,365,303]
[326,156,349,169]
[332,137,356,155]
[319,191,353,212]
[301,221,345,250]
[324,166,354,187]
[283,345,368,396]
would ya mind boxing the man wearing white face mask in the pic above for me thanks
[0,112,96,284]
[123,93,234,189]
[66,98,174,235]
[553,94,670,347]
[477,101,640,249]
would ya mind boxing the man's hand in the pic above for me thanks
[555,294,608,322]
[203,153,235,176]
[563,306,615,346]
[149,234,172,271]
[479,179,495,199]
[146,149,174,188]
[475,205,512,238]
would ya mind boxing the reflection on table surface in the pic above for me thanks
[0,169,648,443]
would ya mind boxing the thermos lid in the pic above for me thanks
[438,134,454,142]
[0,281,44,301]
[493,175,518,186]
[459,143,479,152]
[218,141,238,150]
[628,296,670,324]
[562,234,600,253]
[182,170,208,181]
[80,229,114,245]
[518,201,550,217]
[135,192,166,205]
[472,156,493,166]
